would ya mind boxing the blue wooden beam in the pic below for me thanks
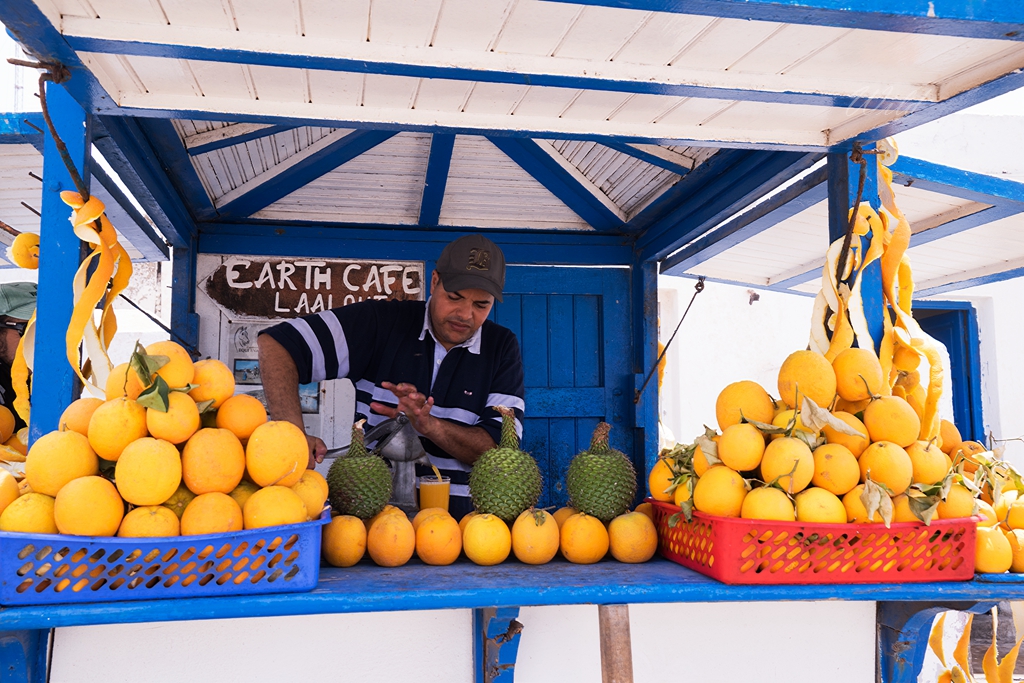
[601,141,692,176]
[90,164,169,261]
[0,629,50,683]
[917,263,1024,297]
[63,36,928,112]
[540,0,1024,41]
[474,608,523,683]
[92,116,195,250]
[632,259,659,486]
[197,223,634,266]
[216,129,398,219]
[171,238,199,358]
[891,156,1024,207]
[0,112,44,151]
[136,119,217,221]
[31,84,88,443]
[635,150,822,261]
[418,134,455,227]
[827,152,850,243]
[186,124,296,156]
[488,138,626,232]
[660,164,827,276]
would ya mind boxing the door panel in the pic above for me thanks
[916,306,984,442]
[493,266,632,508]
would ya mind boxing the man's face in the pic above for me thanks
[0,318,26,366]
[428,272,494,350]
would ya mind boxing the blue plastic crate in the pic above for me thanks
[0,508,330,606]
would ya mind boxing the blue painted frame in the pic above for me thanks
[917,264,1024,297]
[539,0,1024,40]
[90,164,169,261]
[891,157,1024,207]
[185,124,296,156]
[62,35,928,113]
[660,164,827,276]
[488,137,625,232]
[418,134,455,227]
[0,112,44,151]
[601,141,692,177]
[216,129,398,219]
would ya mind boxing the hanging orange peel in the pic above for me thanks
[9,191,133,424]
[809,139,944,440]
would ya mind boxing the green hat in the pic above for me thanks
[435,235,506,302]
[0,282,37,320]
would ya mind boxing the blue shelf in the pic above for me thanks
[2,558,1022,630]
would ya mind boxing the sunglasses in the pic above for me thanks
[0,320,26,335]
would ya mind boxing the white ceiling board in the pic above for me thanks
[0,144,43,237]
[439,136,590,231]
[431,0,511,53]
[551,6,652,61]
[301,0,371,43]
[255,131,431,224]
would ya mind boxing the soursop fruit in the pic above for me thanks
[469,406,542,522]
[566,422,637,522]
[327,421,392,520]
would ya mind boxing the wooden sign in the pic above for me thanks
[202,256,425,319]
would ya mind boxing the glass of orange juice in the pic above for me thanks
[418,476,450,511]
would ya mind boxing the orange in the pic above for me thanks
[4,428,27,456]
[304,469,329,499]
[673,481,692,506]
[715,380,775,431]
[105,362,145,401]
[648,458,675,502]
[145,340,195,388]
[216,394,268,442]
[1005,529,1024,573]
[954,441,987,474]
[58,397,104,437]
[976,500,998,528]
[842,485,883,523]
[717,422,765,472]
[770,409,816,441]
[0,470,18,516]
[228,480,260,512]
[243,485,307,529]
[180,492,243,535]
[188,359,235,409]
[634,502,654,522]
[795,487,846,523]
[832,348,884,402]
[560,513,609,564]
[906,440,949,485]
[182,428,245,494]
[811,443,859,496]
[146,391,201,444]
[88,397,148,461]
[291,470,329,520]
[416,513,462,566]
[760,437,814,494]
[891,494,921,523]
[863,396,921,447]
[163,483,197,520]
[834,397,871,415]
[608,511,658,563]
[322,514,367,567]
[777,350,837,410]
[975,525,1012,573]
[118,505,180,537]
[994,491,1018,529]
[245,421,308,487]
[0,405,15,443]
[859,441,913,496]
[412,507,448,531]
[463,513,512,566]
[458,510,479,536]
[937,483,977,520]
[693,437,717,477]
[25,430,98,496]
[0,492,57,533]
[511,509,560,565]
[114,437,183,506]
[822,411,870,458]
[740,487,795,521]
[552,507,576,529]
[892,344,921,372]
[9,231,39,269]
[54,476,123,537]
[693,466,748,517]
[938,419,963,456]
[367,512,415,567]
[366,504,402,530]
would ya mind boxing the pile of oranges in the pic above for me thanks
[0,341,326,539]
[322,504,658,568]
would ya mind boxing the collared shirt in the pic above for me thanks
[259,299,525,500]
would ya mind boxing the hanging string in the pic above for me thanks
[634,276,705,405]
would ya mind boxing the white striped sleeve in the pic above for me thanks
[319,311,350,378]
[287,318,326,382]
[491,415,523,439]
[485,393,525,414]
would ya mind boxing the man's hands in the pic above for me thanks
[370,381,437,438]
[307,434,327,469]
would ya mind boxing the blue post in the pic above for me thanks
[30,84,89,443]
[171,240,200,358]
[632,259,659,491]
[0,629,50,683]
[474,607,523,683]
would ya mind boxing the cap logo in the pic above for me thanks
[467,248,490,271]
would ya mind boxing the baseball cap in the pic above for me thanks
[0,282,36,320]
[435,235,506,302]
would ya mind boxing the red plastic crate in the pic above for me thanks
[651,500,976,585]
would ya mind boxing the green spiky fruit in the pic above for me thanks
[327,421,392,520]
[566,422,637,522]
[469,406,542,523]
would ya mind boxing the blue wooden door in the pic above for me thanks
[491,266,634,508]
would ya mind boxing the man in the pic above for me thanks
[0,282,36,431]
[257,235,525,518]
